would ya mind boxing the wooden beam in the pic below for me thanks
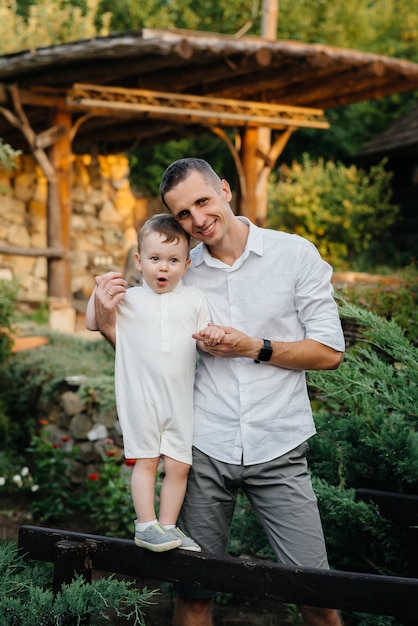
[66,84,329,130]
[36,124,68,150]
[0,244,65,258]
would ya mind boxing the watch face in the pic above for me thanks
[256,339,272,362]
[259,349,272,361]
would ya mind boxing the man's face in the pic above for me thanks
[164,171,233,246]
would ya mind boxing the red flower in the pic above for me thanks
[52,443,62,449]
[38,419,49,425]
[88,472,100,481]
[124,459,136,467]
[61,435,70,442]
[106,449,116,457]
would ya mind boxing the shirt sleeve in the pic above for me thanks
[295,242,346,352]
[196,293,213,333]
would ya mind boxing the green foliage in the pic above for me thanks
[0,0,111,54]
[0,139,21,172]
[26,430,77,523]
[0,280,20,366]
[309,299,418,495]
[277,0,418,60]
[283,93,418,164]
[339,265,418,344]
[0,332,115,451]
[78,454,134,538]
[0,541,156,625]
[266,155,400,270]
[98,0,257,34]
[312,478,403,576]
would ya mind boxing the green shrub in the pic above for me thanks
[26,430,78,524]
[78,454,134,538]
[0,541,156,625]
[266,155,399,270]
[0,332,115,451]
[307,300,417,584]
[0,139,21,172]
[339,264,418,344]
[0,280,20,366]
[309,299,418,495]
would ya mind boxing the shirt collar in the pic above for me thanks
[192,217,263,267]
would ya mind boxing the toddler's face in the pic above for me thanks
[135,231,190,294]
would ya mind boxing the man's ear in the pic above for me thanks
[220,178,232,201]
[134,252,141,271]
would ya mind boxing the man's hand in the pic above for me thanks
[92,271,127,346]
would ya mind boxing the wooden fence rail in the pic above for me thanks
[356,488,418,578]
[18,525,418,623]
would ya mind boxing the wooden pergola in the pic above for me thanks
[1,28,418,300]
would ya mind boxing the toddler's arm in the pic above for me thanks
[85,287,99,330]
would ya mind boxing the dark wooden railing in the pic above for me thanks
[19,522,418,624]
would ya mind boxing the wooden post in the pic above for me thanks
[53,540,92,595]
[255,0,279,227]
[240,127,259,222]
[48,107,72,300]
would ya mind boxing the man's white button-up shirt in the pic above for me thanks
[183,218,345,465]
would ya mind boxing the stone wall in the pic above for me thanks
[0,152,153,309]
[39,377,125,484]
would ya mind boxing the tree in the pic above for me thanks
[0,0,111,54]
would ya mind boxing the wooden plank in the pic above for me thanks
[12,336,49,352]
[18,525,418,619]
[356,488,418,579]
[356,488,418,524]
[0,244,65,258]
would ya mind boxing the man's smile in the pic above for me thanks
[199,219,216,237]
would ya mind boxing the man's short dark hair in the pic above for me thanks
[160,158,221,209]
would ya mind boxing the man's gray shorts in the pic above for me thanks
[176,442,329,599]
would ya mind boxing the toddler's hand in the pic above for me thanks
[199,323,226,347]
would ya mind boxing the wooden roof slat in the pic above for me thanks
[2,29,418,152]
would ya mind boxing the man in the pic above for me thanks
[91,158,345,626]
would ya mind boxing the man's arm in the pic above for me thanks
[194,327,343,371]
[85,272,127,347]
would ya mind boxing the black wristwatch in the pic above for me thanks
[254,339,273,363]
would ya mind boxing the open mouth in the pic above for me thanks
[157,277,168,286]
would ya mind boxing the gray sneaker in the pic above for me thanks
[134,521,182,552]
[165,526,201,552]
